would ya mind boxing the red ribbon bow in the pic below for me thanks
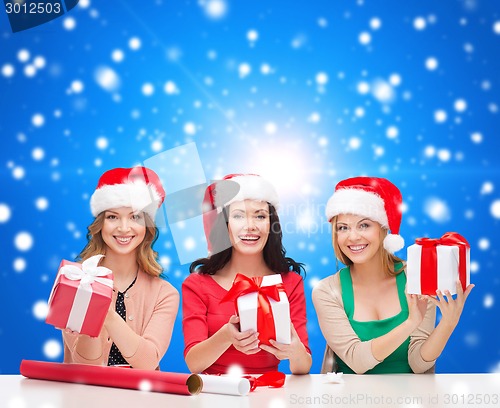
[415,232,470,294]
[221,273,284,346]
[243,371,286,391]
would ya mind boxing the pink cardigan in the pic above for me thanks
[63,269,179,370]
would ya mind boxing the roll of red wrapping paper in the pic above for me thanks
[20,360,202,395]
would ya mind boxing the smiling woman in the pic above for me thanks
[182,174,312,375]
[312,176,474,375]
[62,167,179,370]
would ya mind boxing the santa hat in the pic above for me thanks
[202,174,279,254]
[325,176,405,253]
[90,167,165,220]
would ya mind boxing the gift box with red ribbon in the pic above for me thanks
[45,255,114,337]
[407,232,470,295]
[221,273,291,346]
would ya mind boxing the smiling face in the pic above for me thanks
[101,207,146,257]
[334,213,383,265]
[227,200,270,256]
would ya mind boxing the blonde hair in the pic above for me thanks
[330,215,405,276]
[78,212,163,278]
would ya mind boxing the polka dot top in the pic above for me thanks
[107,275,137,366]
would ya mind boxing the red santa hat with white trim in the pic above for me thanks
[325,176,405,253]
[90,167,165,220]
[202,174,279,253]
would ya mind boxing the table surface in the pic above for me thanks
[3,373,500,408]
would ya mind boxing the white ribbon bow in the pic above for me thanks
[60,254,113,289]
[58,255,114,334]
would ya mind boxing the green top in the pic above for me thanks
[336,265,412,374]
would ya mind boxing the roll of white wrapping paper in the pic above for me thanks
[199,375,251,396]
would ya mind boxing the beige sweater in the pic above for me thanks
[63,269,179,370]
[312,272,437,374]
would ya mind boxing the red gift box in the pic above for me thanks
[221,273,291,346]
[45,255,113,337]
[407,232,470,295]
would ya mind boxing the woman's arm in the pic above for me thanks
[312,276,380,374]
[408,299,437,373]
[370,293,428,362]
[259,274,312,374]
[185,315,260,373]
[108,281,179,369]
[62,330,106,365]
[182,276,259,373]
[419,281,474,362]
[65,281,180,369]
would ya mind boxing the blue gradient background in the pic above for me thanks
[1,0,499,374]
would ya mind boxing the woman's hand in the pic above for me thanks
[259,324,306,361]
[63,328,79,336]
[426,280,474,329]
[224,315,260,355]
[406,293,429,329]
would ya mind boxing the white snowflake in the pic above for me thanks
[63,17,76,31]
[43,339,62,359]
[0,203,11,223]
[15,232,34,251]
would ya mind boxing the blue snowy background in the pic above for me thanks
[1,0,499,375]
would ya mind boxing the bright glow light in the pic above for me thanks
[13,258,26,272]
[33,300,49,320]
[43,339,62,359]
[227,364,244,376]
[129,37,142,50]
[164,80,179,94]
[425,57,438,70]
[434,109,447,123]
[414,17,426,30]
[204,0,227,19]
[111,49,124,62]
[2,64,15,77]
[454,98,467,112]
[63,17,76,30]
[490,200,500,219]
[424,198,450,223]
[357,81,370,94]
[18,49,30,62]
[359,31,371,45]
[371,79,395,103]
[139,380,153,392]
[247,29,258,42]
[478,238,490,250]
[238,63,251,78]
[15,232,34,251]
[250,139,312,197]
[0,203,11,223]
[264,122,278,134]
[94,66,121,92]
[370,17,382,30]
[315,72,329,85]
[35,197,49,210]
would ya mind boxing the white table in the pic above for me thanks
[3,374,500,408]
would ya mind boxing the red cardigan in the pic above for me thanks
[182,271,310,374]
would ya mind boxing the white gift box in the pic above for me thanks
[237,274,291,345]
[407,242,470,295]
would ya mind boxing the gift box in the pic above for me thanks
[221,274,291,346]
[407,232,470,295]
[45,255,113,337]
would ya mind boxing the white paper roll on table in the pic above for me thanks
[199,375,251,396]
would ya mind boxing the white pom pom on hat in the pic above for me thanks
[325,176,405,254]
[90,167,165,220]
